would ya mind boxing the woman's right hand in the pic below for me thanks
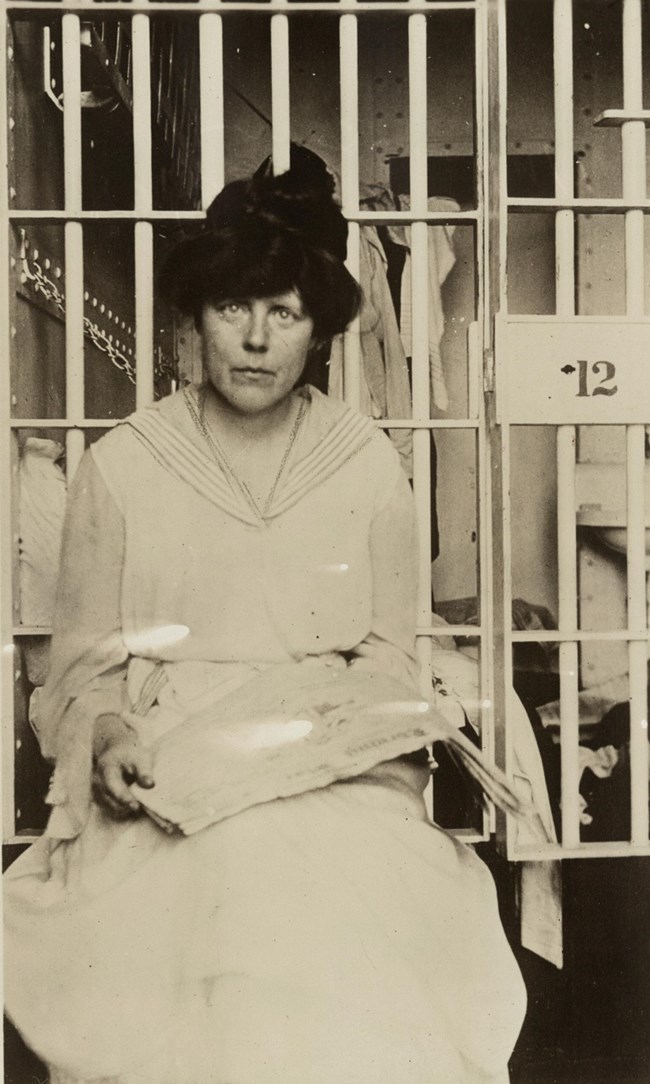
[92,713,155,818]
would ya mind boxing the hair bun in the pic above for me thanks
[205,146,348,262]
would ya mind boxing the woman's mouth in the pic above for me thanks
[231,368,274,383]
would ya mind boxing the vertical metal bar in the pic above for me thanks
[132,14,153,215]
[626,428,647,637]
[340,14,361,411]
[554,0,580,851]
[62,14,82,213]
[64,222,85,478]
[271,15,291,175]
[408,14,428,215]
[473,3,488,807]
[340,14,359,212]
[199,13,225,208]
[408,13,432,685]
[622,0,645,317]
[477,0,497,838]
[626,425,649,843]
[553,0,575,314]
[62,16,85,476]
[557,426,581,848]
[135,222,155,409]
[488,0,512,851]
[132,13,154,409]
[628,641,649,844]
[620,2,648,844]
[1,9,16,838]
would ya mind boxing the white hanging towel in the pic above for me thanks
[394,195,459,413]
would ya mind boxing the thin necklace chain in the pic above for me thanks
[184,385,307,521]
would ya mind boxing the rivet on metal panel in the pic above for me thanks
[9,117,15,130]
[8,46,14,61]
[16,740,22,751]
[16,810,21,820]
[9,187,16,200]
[15,671,21,681]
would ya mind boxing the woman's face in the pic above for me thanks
[201,290,315,416]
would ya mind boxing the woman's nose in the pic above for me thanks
[243,305,269,352]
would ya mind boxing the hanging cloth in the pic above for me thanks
[385,194,459,414]
[328,226,413,477]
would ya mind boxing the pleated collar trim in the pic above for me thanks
[125,391,378,526]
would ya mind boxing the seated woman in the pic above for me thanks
[4,165,526,1084]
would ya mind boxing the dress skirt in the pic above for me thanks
[4,772,526,1084]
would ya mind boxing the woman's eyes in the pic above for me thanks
[215,301,300,322]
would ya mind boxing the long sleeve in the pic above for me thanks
[37,449,129,838]
[348,463,420,689]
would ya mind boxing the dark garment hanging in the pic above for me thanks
[373,215,440,562]
[376,226,407,325]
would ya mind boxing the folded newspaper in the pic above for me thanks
[129,664,524,835]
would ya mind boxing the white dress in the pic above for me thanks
[4,386,526,1083]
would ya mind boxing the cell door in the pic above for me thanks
[496,0,650,860]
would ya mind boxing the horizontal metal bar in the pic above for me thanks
[375,418,480,429]
[13,627,52,636]
[7,1,480,14]
[418,625,484,638]
[8,211,206,223]
[7,0,478,13]
[505,314,650,325]
[511,841,650,861]
[511,629,649,642]
[8,209,478,224]
[594,109,650,127]
[9,419,120,428]
[509,197,650,212]
[9,417,478,431]
[352,210,479,224]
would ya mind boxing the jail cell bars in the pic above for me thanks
[5,0,647,861]
[499,0,650,860]
[1,0,491,845]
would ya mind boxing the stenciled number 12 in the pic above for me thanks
[575,359,618,398]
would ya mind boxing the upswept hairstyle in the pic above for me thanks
[159,148,362,342]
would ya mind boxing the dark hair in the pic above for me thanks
[159,152,361,342]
